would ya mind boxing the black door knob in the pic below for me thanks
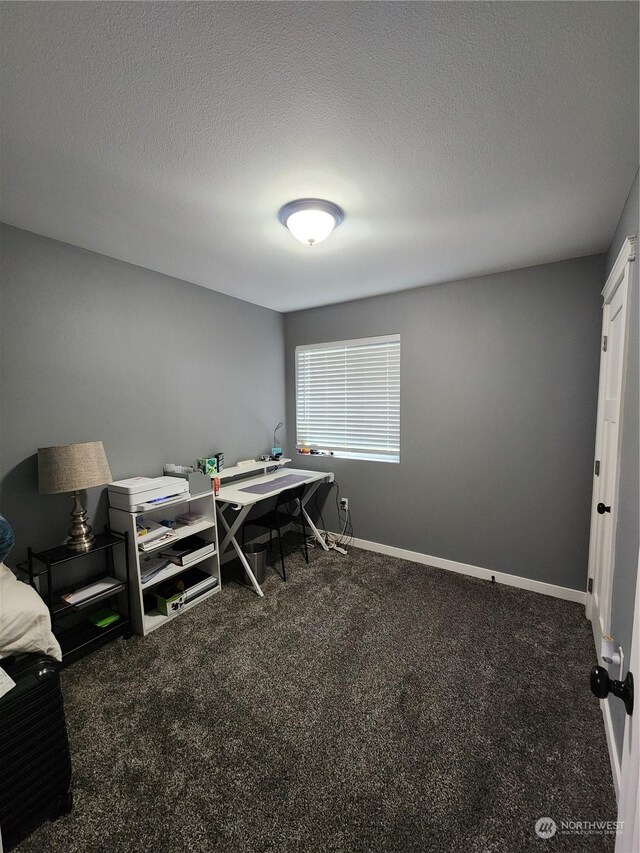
[590,666,634,716]
[597,502,611,514]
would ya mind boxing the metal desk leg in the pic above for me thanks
[216,503,264,597]
[301,507,330,550]
[218,502,249,555]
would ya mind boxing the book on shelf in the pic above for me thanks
[159,535,215,566]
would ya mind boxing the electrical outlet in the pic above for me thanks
[340,497,349,511]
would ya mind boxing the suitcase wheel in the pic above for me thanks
[49,788,73,821]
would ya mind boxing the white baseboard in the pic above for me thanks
[332,533,586,605]
[600,696,621,801]
[230,526,586,605]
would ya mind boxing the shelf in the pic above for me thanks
[137,519,213,555]
[28,527,132,664]
[29,532,126,572]
[173,519,214,539]
[53,577,126,616]
[143,584,220,633]
[140,554,217,591]
[110,491,219,637]
[56,614,130,663]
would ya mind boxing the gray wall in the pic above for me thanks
[606,169,639,763]
[284,254,605,591]
[0,224,285,563]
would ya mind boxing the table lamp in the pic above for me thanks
[38,441,112,552]
[272,422,283,459]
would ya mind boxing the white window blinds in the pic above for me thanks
[295,334,400,462]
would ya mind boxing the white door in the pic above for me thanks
[615,548,639,853]
[587,237,636,648]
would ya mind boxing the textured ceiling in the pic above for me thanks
[1,2,638,312]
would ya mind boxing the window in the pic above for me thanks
[295,334,400,463]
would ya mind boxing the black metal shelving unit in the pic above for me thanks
[27,528,132,666]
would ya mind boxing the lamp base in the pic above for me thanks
[67,492,95,552]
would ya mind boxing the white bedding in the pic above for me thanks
[0,563,62,661]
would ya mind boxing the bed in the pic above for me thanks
[0,563,62,661]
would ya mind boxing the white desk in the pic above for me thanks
[215,467,333,596]
[218,458,292,481]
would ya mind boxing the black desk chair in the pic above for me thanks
[242,484,309,581]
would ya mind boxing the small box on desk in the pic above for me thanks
[165,470,211,496]
[197,457,217,476]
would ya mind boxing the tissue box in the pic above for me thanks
[197,457,217,475]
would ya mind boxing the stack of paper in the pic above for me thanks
[139,530,179,552]
[139,554,171,584]
[137,519,179,552]
[61,577,122,606]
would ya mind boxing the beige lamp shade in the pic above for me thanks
[38,441,112,494]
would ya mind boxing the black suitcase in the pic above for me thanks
[0,654,73,846]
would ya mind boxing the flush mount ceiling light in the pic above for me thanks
[278,198,344,246]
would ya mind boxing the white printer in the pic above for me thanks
[108,476,189,512]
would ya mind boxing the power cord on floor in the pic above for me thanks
[306,530,349,555]
[305,480,352,555]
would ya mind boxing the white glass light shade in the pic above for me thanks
[285,209,336,245]
[278,199,344,247]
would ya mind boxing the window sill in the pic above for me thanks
[297,451,399,464]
